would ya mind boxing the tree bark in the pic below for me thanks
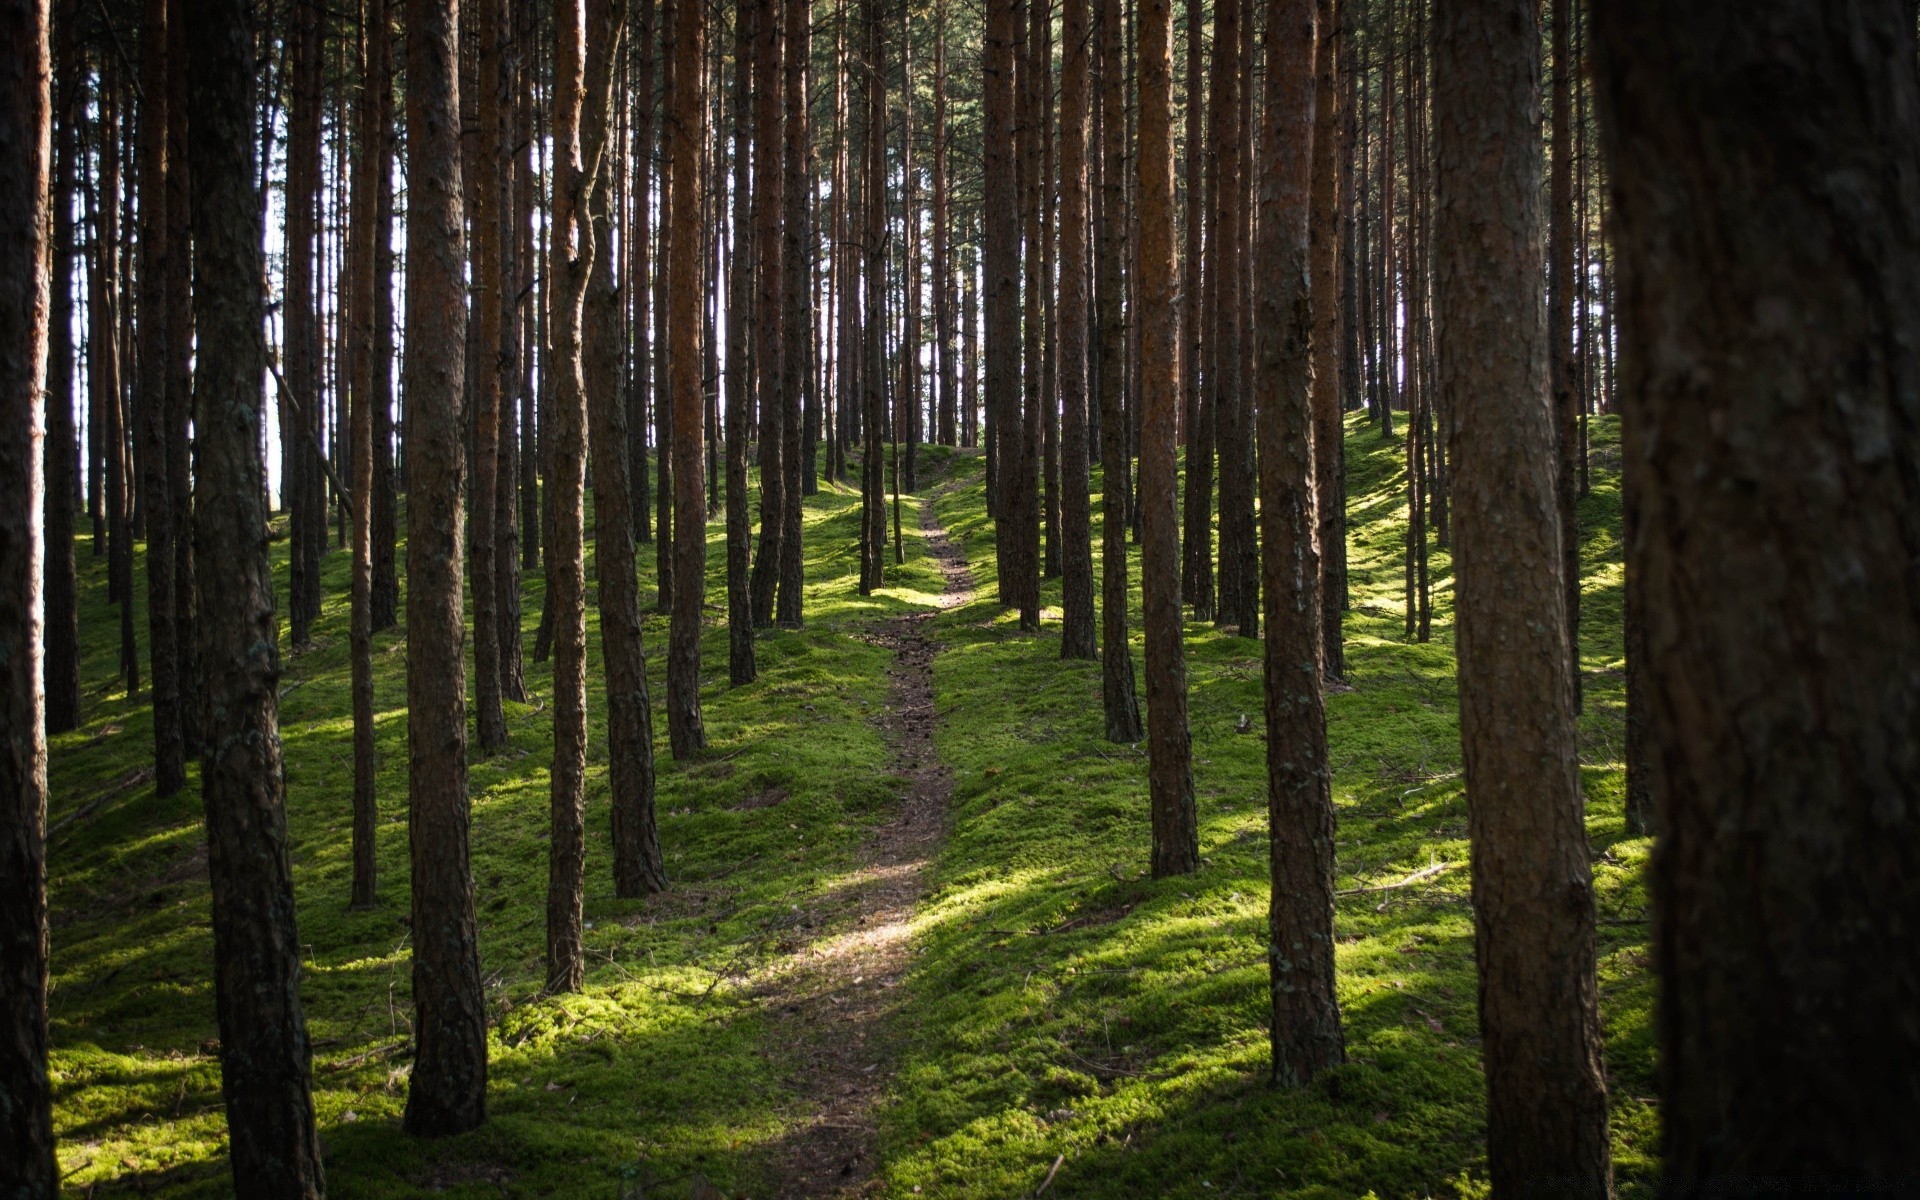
[778,0,807,621]
[43,0,78,737]
[666,0,709,757]
[1433,0,1610,1190]
[1594,0,1920,1176]
[285,0,323,647]
[1211,0,1257,636]
[1058,0,1097,662]
[858,0,887,595]
[1179,0,1209,620]
[470,0,509,752]
[1096,0,1143,744]
[1256,0,1344,1088]
[748,0,786,627]
[982,0,1017,554]
[0,0,54,1186]
[1139,0,1197,875]
[401,0,489,1136]
[184,0,329,1185]
[1309,0,1346,682]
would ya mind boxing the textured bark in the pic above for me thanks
[653,0,676,613]
[402,0,489,1136]
[1548,0,1580,711]
[748,0,786,627]
[497,3,526,703]
[777,0,807,622]
[1178,0,1208,619]
[348,0,388,910]
[1139,0,1197,875]
[1095,0,1143,744]
[184,0,328,1186]
[1594,0,1920,1176]
[43,0,77,738]
[666,0,709,757]
[1058,0,1097,661]
[1256,0,1343,1088]
[165,0,195,747]
[630,0,657,537]
[931,0,955,448]
[858,0,886,595]
[1011,0,1041,627]
[1211,0,1257,636]
[982,0,1016,549]
[370,54,399,633]
[0,0,53,1187]
[470,0,508,753]
[1308,0,1346,682]
[725,0,756,684]
[583,0,663,899]
[285,0,323,646]
[137,0,183,795]
[1433,0,1610,1191]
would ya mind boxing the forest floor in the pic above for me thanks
[42,415,1654,1199]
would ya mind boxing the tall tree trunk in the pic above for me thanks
[348,0,388,910]
[1548,0,1580,711]
[1433,0,1610,1189]
[1179,0,1208,619]
[1309,0,1346,681]
[0,0,54,1186]
[402,0,489,1136]
[748,0,786,626]
[1011,0,1041,627]
[1139,0,1198,875]
[497,1,527,702]
[1595,0,1920,1175]
[931,0,955,448]
[470,0,508,752]
[777,0,808,621]
[138,0,183,795]
[582,0,663,898]
[1214,0,1257,637]
[726,0,757,682]
[630,0,657,539]
[858,0,887,594]
[1257,0,1344,1087]
[1058,0,1097,661]
[653,0,677,613]
[286,0,323,646]
[1096,0,1143,743]
[44,0,78,737]
[184,0,329,1185]
[666,0,709,756]
[983,0,1016,548]
[901,1,922,500]
[370,21,399,633]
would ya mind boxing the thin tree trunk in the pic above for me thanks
[401,0,489,1136]
[1309,0,1346,681]
[932,0,955,447]
[1139,0,1198,876]
[1433,0,1610,1188]
[653,0,677,613]
[1548,0,1580,711]
[1096,0,1143,743]
[667,0,709,757]
[748,0,786,627]
[1211,0,1254,635]
[983,0,1016,550]
[1179,0,1208,618]
[1058,0,1097,661]
[1595,0,1920,1174]
[470,0,508,752]
[286,0,322,646]
[0,0,55,1185]
[777,0,807,621]
[726,0,757,682]
[858,0,887,594]
[184,0,328,1183]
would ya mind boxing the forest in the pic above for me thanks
[0,0,1915,1196]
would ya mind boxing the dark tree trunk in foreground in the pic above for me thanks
[1433,0,1610,1192]
[1139,0,1198,877]
[184,1,328,1188]
[44,0,78,737]
[1057,0,1096,661]
[1211,0,1256,637]
[1258,0,1343,1089]
[666,0,709,758]
[402,0,489,1136]
[1594,0,1920,1177]
[1095,0,1142,744]
[139,0,183,796]
[0,0,54,1188]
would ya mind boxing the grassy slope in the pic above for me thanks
[46,420,1653,1198]
[879,414,1653,1199]
[47,465,948,1197]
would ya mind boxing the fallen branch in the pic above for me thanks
[1035,1153,1066,1197]
[1337,859,1455,897]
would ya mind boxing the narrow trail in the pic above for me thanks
[761,479,975,1198]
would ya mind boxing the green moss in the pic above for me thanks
[47,417,1653,1197]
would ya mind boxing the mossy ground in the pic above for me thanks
[46,417,1651,1197]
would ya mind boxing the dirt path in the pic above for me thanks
[760,484,974,1198]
